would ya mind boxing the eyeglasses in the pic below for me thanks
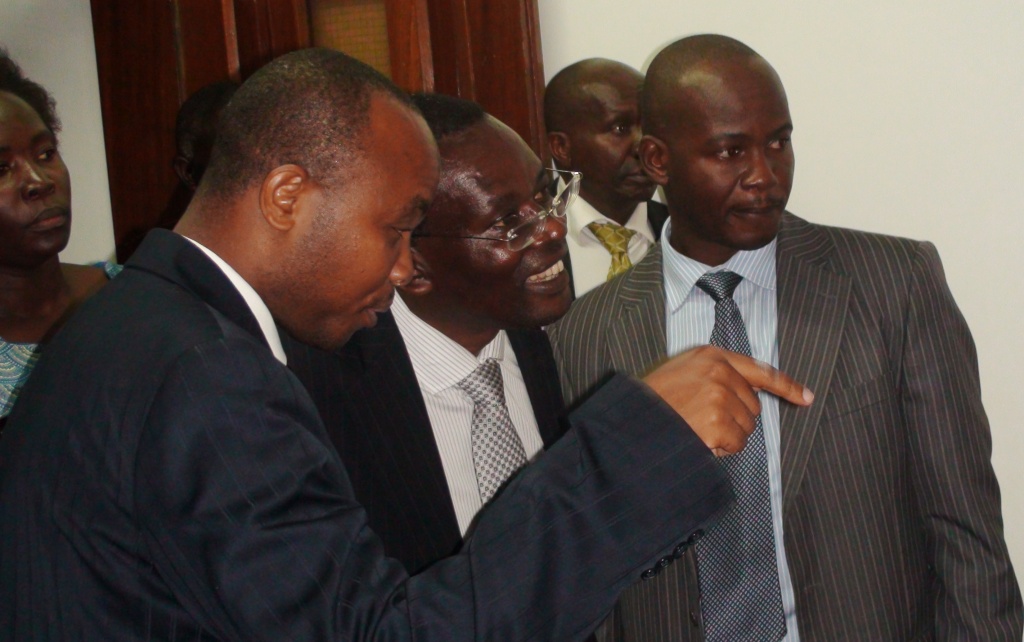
[412,168,581,251]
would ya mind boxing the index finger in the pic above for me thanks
[721,351,814,407]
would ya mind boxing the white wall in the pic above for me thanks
[2,0,1021,597]
[1,0,115,263]
[540,0,1024,582]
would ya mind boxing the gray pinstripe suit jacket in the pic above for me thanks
[547,212,1023,641]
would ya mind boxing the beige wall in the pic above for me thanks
[540,0,1024,586]
[1,0,115,263]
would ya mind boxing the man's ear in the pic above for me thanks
[259,164,310,231]
[173,156,197,190]
[638,135,670,186]
[398,246,434,297]
[548,132,572,168]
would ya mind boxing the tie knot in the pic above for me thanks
[587,221,637,254]
[457,358,505,406]
[696,270,743,302]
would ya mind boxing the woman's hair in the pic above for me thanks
[0,48,60,134]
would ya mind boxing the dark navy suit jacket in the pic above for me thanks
[0,229,731,641]
[285,314,567,575]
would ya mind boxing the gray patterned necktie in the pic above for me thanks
[695,271,786,641]
[457,358,528,503]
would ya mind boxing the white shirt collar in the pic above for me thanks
[182,235,288,365]
[390,293,511,395]
[660,218,778,315]
[567,194,654,245]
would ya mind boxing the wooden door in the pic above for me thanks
[91,0,544,260]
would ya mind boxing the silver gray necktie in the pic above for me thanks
[695,270,786,641]
[457,358,528,503]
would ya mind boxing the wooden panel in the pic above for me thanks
[175,0,241,91]
[234,0,311,79]
[384,0,434,91]
[424,0,474,97]
[90,0,239,260]
[91,0,546,259]
[424,0,546,158]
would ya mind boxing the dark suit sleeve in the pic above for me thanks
[134,337,731,641]
[902,242,1023,638]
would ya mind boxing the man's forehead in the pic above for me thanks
[440,117,525,165]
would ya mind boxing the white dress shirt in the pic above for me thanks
[566,196,658,297]
[391,294,545,536]
[661,221,801,641]
[183,235,287,366]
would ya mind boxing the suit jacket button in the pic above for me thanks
[689,609,700,627]
[641,567,658,580]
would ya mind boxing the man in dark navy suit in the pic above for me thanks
[0,49,811,641]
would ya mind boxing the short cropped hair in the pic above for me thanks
[175,81,238,161]
[0,48,60,134]
[410,92,486,143]
[200,48,412,200]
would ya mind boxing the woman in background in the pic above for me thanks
[0,50,119,435]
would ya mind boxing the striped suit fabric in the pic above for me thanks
[564,200,671,300]
[0,229,735,641]
[547,212,1023,641]
[283,313,569,576]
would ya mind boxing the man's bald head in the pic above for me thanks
[643,34,772,139]
[198,47,413,203]
[638,34,794,267]
[544,58,643,134]
[544,58,654,223]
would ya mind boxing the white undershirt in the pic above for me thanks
[182,235,287,366]
[390,294,545,536]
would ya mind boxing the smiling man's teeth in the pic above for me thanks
[526,260,564,283]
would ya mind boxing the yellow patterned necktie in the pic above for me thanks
[587,221,638,280]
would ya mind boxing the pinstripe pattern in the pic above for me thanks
[548,212,1023,641]
[567,198,656,297]
[390,295,545,534]
[663,238,800,638]
[0,229,735,640]
[284,306,569,576]
[564,200,669,300]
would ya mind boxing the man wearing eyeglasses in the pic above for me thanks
[286,93,583,576]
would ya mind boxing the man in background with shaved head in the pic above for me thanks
[549,34,1021,641]
[545,58,668,298]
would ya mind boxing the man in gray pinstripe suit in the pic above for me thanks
[548,34,1022,641]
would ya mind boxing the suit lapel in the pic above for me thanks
[610,245,668,373]
[508,329,567,447]
[647,200,670,241]
[336,314,462,564]
[563,245,578,300]
[775,214,851,514]
[129,229,268,349]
